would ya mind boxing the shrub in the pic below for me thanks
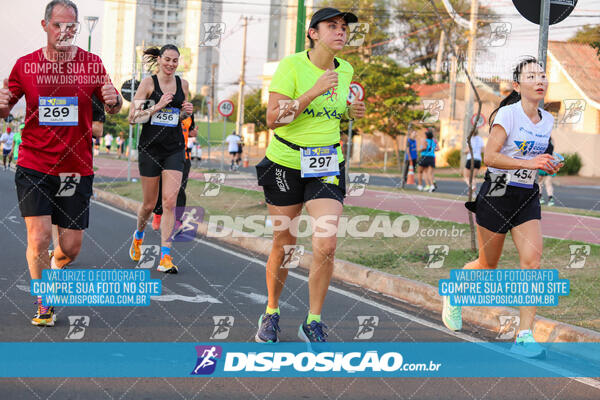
[557,152,582,175]
[446,149,461,168]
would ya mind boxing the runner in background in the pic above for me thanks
[235,132,244,169]
[1,127,14,170]
[402,129,417,185]
[12,123,23,163]
[116,133,124,158]
[128,44,194,274]
[0,0,122,326]
[225,130,241,170]
[104,132,113,154]
[152,114,196,230]
[418,129,437,192]
[538,137,556,206]
[444,58,563,358]
[463,130,485,191]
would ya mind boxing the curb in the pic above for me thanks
[93,188,600,350]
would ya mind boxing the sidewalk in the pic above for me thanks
[94,156,600,244]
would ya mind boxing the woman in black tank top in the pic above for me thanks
[127,44,194,274]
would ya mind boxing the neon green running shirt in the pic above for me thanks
[265,50,353,170]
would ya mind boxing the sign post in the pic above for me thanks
[345,82,365,182]
[121,78,140,182]
[217,100,234,170]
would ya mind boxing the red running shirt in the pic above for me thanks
[8,47,117,176]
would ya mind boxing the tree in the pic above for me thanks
[395,0,496,77]
[190,94,207,118]
[229,88,268,132]
[568,24,600,45]
[349,54,424,167]
[104,109,129,137]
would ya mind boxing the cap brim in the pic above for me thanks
[310,10,358,29]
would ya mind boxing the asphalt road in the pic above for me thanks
[197,158,600,212]
[0,169,599,399]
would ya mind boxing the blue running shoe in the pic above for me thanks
[298,318,328,342]
[255,313,281,343]
[510,331,546,359]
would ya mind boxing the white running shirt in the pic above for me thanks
[488,101,554,188]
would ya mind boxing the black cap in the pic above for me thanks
[307,8,358,37]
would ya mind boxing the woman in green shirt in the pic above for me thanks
[255,7,366,343]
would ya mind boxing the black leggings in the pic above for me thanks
[153,158,191,215]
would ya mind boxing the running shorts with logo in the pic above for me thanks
[15,166,94,229]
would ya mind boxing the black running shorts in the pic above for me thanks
[15,166,94,230]
[255,157,346,206]
[465,178,541,234]
[138,149,185,177]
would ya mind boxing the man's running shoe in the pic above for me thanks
[298,318,328,342]
[31,299,55,326]
[152,213,162,231]
[540,197,546,205]
[548,198,555,207]
[510,331,546,359]
[129,233,143,262]
[442,296,462,331]
[157,255,178,274]
[255,313,281,343]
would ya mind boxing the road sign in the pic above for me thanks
[120,79,140,102]
[347,81,365,105]
[471,113,486,129]
[217,100,234,117]
[512,0,577,25]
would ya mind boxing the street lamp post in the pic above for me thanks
[85,16,99,52]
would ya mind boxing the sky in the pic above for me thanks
[2,0,600,113]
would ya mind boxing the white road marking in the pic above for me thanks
[92,199,600,390]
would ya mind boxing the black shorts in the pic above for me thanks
[106,145,111,150]
[15,166,94,230]
[229,151,237,155]
[3,148,11,157]
[418,156,435,168]
[256,157,346,206]
[138,149,185,177]
[465,179,541,234]
[465,159,482,169]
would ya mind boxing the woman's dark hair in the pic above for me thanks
[545,137,554,155]
[489,57,543,131]
[143,44,180,71]
[425,129,433,140]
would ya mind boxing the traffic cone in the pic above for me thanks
[407,164,415,185]
[243,154,249,168]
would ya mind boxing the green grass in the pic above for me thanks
[95,180,600,331]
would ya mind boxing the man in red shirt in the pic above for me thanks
[0,0,122,326]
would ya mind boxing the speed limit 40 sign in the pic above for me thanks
[217,100,234,117]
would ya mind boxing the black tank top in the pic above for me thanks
[139,75,185,156]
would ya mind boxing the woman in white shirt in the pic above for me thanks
[463,131,484,191]
[442,57,563,359]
